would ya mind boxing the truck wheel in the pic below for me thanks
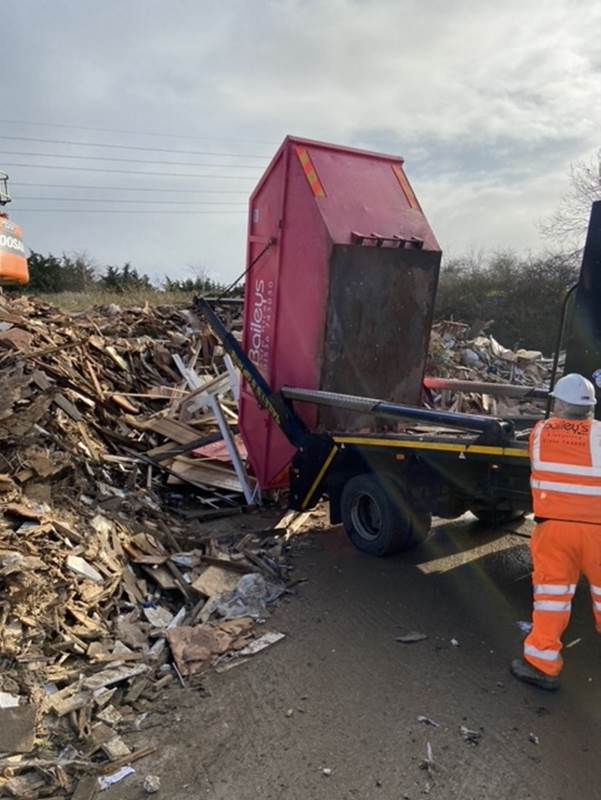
[341,473,431,556]
[472,507,526,526]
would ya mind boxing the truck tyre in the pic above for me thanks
[341,473,431,556]
[472,507,526,526]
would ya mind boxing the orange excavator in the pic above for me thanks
[0,171,28,286]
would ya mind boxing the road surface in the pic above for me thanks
[115,516,600,799]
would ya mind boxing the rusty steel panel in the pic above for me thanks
[317,244,441,431]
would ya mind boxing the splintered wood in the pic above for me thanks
[0,502,290,797]
[0,294,292,799]
[0,293,248,513]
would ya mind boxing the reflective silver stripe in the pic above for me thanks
[594,601,601,613]
[531,422,543,463]
[534,584,576,596]
[591,585,601,596]
[534,600,571,612]
[531,479,601,496]
[590,422,601,469]
[524,643,560,662]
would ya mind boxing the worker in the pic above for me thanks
[511,373,601,690]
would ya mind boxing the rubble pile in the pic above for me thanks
[0,295,553,796]
[0,499,290,798]
[0,294,247,512]
[427,320,553,415]
[0,295,295,798]
[0,502,290,796]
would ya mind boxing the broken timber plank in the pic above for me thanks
[139,417,202,444]
[96,745,157,774]
[0,705,37,753]
[32,370,83,421]
[83,664,148,690]
[167,457,247,493]
[71,774,99,800]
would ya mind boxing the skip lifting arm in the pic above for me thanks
[195,297,309,448]
[197,298,516,445]
[198,298,532,553]
[198,298,523,476]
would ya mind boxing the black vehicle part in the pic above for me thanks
[546,282,578,417]
[288,435,338,510]
[341,472,431,556]
[282,386,514,443]
[471,506,526,526]
[563,200,601,419]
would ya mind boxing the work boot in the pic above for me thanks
[510,658,559,691]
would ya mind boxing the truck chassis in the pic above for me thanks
[198,298,532,555]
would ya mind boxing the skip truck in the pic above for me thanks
[197,137,601,556]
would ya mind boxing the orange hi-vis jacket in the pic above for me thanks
[529,417,601,524]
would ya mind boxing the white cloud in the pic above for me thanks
[2,0,600,279]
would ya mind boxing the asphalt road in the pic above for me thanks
[115,516,601,800]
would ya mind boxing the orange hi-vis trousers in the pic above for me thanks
[524,520,601,676]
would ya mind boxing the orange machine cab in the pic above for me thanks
[0,170,28,286]
[0,213,28,286]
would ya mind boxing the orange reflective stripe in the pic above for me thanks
[392,164,421,210]
[295,146,325,197]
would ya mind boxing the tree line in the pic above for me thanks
[16,247,578,353]
[19,252,238,296]
[434,250,579,353]
[13,150,600,354]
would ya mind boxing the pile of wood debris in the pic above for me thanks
[0,295,293,798]
[0,294,250,513]
[0,499,290,798]
[426,320,553,416]
[0,295,553,797]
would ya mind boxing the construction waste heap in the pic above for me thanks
[0,294,552,798]
[427,320,553,416]
[0,295,294,799]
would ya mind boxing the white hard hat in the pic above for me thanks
[550,373,597,406]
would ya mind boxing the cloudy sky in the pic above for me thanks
[3,0,600,283]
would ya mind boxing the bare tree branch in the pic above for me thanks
[539,150,601,248]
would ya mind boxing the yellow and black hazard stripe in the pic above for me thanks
[300,445,338,510]
[299,436,529,510]
[332,436,528,459]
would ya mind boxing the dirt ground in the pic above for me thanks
[110,516,600,800]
